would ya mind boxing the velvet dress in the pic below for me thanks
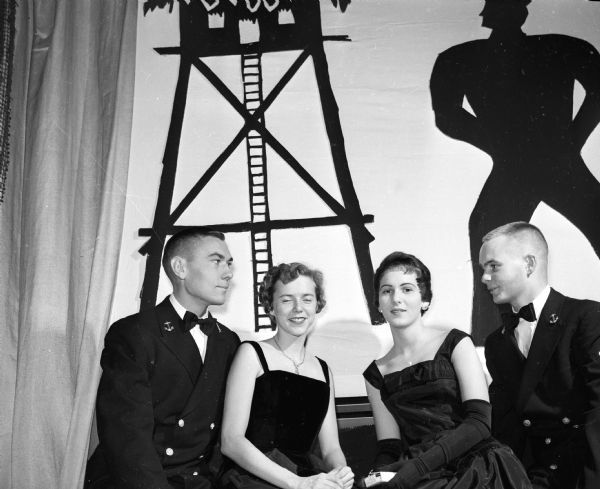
[221,341,331,489]
[363,329,531,489]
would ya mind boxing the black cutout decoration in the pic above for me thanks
[140,0,381,330]
[430,0,600,344]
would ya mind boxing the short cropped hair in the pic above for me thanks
[373,252,432,311]
[259,262,326,326]
[482,221,548,258]
[162,227,225,282]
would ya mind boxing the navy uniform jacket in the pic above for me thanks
[485,289,600,489]
[85,297,240,489]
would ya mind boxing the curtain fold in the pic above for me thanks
[0,0,16,204]
[0,1,138,488]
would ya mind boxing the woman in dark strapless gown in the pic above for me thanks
[221,263,354,489]
[362,252,531,489]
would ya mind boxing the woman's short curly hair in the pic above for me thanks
[373,251,432,313]
[259,262,326,326]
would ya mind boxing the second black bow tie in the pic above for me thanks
[502,303,536,331]
[183,311,218,336]
[517,303,536,323]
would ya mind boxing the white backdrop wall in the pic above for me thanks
[113,0,600,395]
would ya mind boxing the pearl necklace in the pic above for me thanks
[274,337,306,374]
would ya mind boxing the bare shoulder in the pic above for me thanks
[429,325,454,342]
[233,341,262,367]
[424,325,462,353]
[451,331,476,355]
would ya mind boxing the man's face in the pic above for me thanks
[180,236,233,309]
[479,235,528,307]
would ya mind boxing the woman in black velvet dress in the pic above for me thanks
[221,262,354,489]
[363,252,531,489]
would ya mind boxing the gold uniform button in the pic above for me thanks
[199,455,204,460]
[165,448,174,456]
[178,419,184,427]
[193,472,198,476]
[550,464,558,470]
[522,419,531,427]
[544,438,551,445]
[210,423,215,430]
[562,417,570,425]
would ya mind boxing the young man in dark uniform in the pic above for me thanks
[481,222,600,489]
[85,228,240,489]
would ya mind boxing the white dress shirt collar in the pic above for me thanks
[513,285,551,358]
[169,295,209,360]
[532,285,551,320]
[169,294,209,320]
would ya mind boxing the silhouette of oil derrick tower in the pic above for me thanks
[139,0,380,330]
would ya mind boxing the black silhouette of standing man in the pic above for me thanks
[430,0,600,344]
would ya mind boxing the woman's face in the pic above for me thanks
[378,268,427,329]
[271,275,319,337]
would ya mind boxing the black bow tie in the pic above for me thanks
[502,303,536,331]
[182,311,218,336]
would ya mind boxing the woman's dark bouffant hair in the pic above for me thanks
[259,262,326,326]
[373,252,432,312]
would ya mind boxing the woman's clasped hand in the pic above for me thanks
[298,466,354,489]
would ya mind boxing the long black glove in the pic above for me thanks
[374,438,409,469]
[383,399,492,489]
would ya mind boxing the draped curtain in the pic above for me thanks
[0,1,137,488]
[0,0,16,204]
